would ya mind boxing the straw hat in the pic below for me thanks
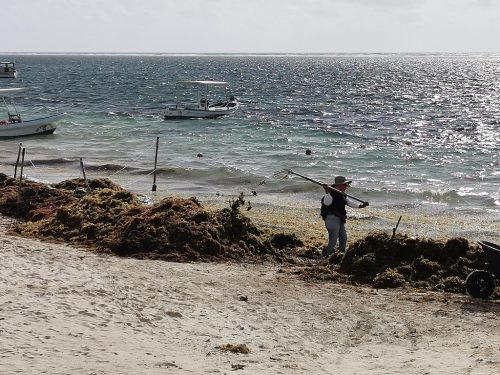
[334,176,352,185]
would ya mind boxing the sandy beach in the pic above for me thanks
[3,3,500,374]
[1,213,499,375]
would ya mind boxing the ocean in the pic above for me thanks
[0,54,499,240]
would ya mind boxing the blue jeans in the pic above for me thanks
[324,214,347,256]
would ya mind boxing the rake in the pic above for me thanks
[282,169,368,204]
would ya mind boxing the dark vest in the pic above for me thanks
[320,191,347,222]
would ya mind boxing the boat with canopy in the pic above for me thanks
[0,62,17,78]
[162,80,239,119]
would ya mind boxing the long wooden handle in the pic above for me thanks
[288,170,368,204]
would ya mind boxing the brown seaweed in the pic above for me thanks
[0,172,497,298]
[0,173,296,263]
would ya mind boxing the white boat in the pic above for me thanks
[162,80,239,119]
[0,62,17,78]
[0,88,66,138]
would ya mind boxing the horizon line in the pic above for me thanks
[1,51,499,57]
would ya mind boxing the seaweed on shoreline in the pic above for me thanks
[0,173,302,263]
[0,173,76,220]
[339,233,483,292]
[297,232,498,298]
[0,172,497,298]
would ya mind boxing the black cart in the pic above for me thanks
[465,241,500,299]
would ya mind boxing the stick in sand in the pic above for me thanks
[152,137,159,192]
[79,158,91,192]
[14,142,22,179]
[391,215,402,239]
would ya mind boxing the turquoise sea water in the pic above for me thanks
[0,54,499,237]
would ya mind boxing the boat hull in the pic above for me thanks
[163,102,239,120]
[0,72,17,78]
[164,108,230,119]
[0,113,66,138]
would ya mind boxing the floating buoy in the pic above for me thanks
[305,149,312,155]
[197,153,203,158]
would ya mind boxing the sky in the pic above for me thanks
[2,0,500,54]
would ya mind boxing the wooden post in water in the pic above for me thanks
[17,148,26,218]
[14,142,22,179]
[152,137,159,192]
[79,158,91,192]
[18,148,25,185]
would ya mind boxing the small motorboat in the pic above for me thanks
[162,80,239,120]
[0,88,66,138]
[0,62,17,78]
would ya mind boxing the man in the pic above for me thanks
[320,176,369,256]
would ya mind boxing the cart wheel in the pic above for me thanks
[465,270,496,299]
